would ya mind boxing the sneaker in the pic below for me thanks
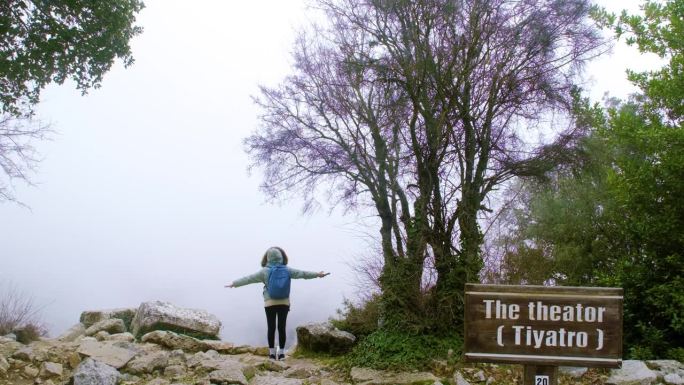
[277,353,285,360]
[269,354,276,360]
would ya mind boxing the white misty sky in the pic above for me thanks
[0,0,660,345]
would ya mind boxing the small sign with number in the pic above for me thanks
[535,375,549,385]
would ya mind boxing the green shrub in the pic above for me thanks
[666,348,684,362]
[340,329,462,371]
[330,295,382,339]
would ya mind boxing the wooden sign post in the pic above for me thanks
[464,284,623,385]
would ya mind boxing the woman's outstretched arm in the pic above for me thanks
[288,268,330,279]
[224,270,265,288]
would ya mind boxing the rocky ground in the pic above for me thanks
[0,301,682,385]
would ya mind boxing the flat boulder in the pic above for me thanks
[560,366,588,378]
[40,361,63,378]
[109,332,135,342]
[130,301,221,339]
[80,308,136,330]
[607,360,657,385]
[665,373,684,385]
[123,350,169,375]
[0,338,23,359]
[0,356,10,376]
[208,366,248,385]
[646,360,684,382]
[141,330,207,353]
[12,346,35,361]
[77,340,138,369]
[295,322,355,354]
[250,374,303,385]
[85,319,126,336]
[201,340,236,354]
[72,358,120,385]
[351,367,439,385]
[57,323,86,342]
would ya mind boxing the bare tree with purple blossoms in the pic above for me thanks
[246,0,605,330]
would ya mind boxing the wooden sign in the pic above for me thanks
[464,284,623,368]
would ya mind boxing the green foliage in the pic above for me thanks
[0,0,145,117]
[500,100,684,358]
[497,0,684,359]
[332,294,462,371]
[340,329,461,371]
[331,296,382,339]
[594,0,684,122]
[667,348,684,363]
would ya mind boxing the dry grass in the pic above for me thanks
[0,282,46,342]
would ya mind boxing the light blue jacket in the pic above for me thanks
[232,249,319,306]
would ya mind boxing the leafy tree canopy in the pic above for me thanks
[0,0,145,117]
[495,0,684,359]
[0,0,144,202]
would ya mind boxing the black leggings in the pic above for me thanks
[265,305,289,349]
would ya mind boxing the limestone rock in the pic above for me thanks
[0,356,9,375]
[131,301,221,339]
[295,322,356,354]
[80,308,137,330]
[454,371,471,385]
[646,360,684,373]
[474,370,486,382]
[40,361,63,378]
[123,350,169,374]
[165,364,187,378]
[283,361,320,378]
[0,339,23,358]
[320,380,343,385]
[646,360,684,381]
[202,340,236,354]
[85,318,126,336]
[67,351,82,369]
[665,373,684,385]
[141,330,207,352]
[94,331,110,341]
[208,366,248,385]
[2,334,17,341]
[109,332,135,342]
[57,322,87,342]
[259,358,288,372]
[77,340,138,369]
[250,374,303,385]
[350,366,439,385]
[147,379,171,385]
[188,350,221,368]
[12,346,34,361]
[606,360,657,385]
[23,364,39,378]
[193,354,244,374]
[560,366,588,378]
[220,344,270,356]
[119,372,141,383]
[72,358,120,385]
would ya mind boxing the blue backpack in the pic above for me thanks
[267,264,291,299]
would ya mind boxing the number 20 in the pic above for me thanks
[535,376,549,385]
